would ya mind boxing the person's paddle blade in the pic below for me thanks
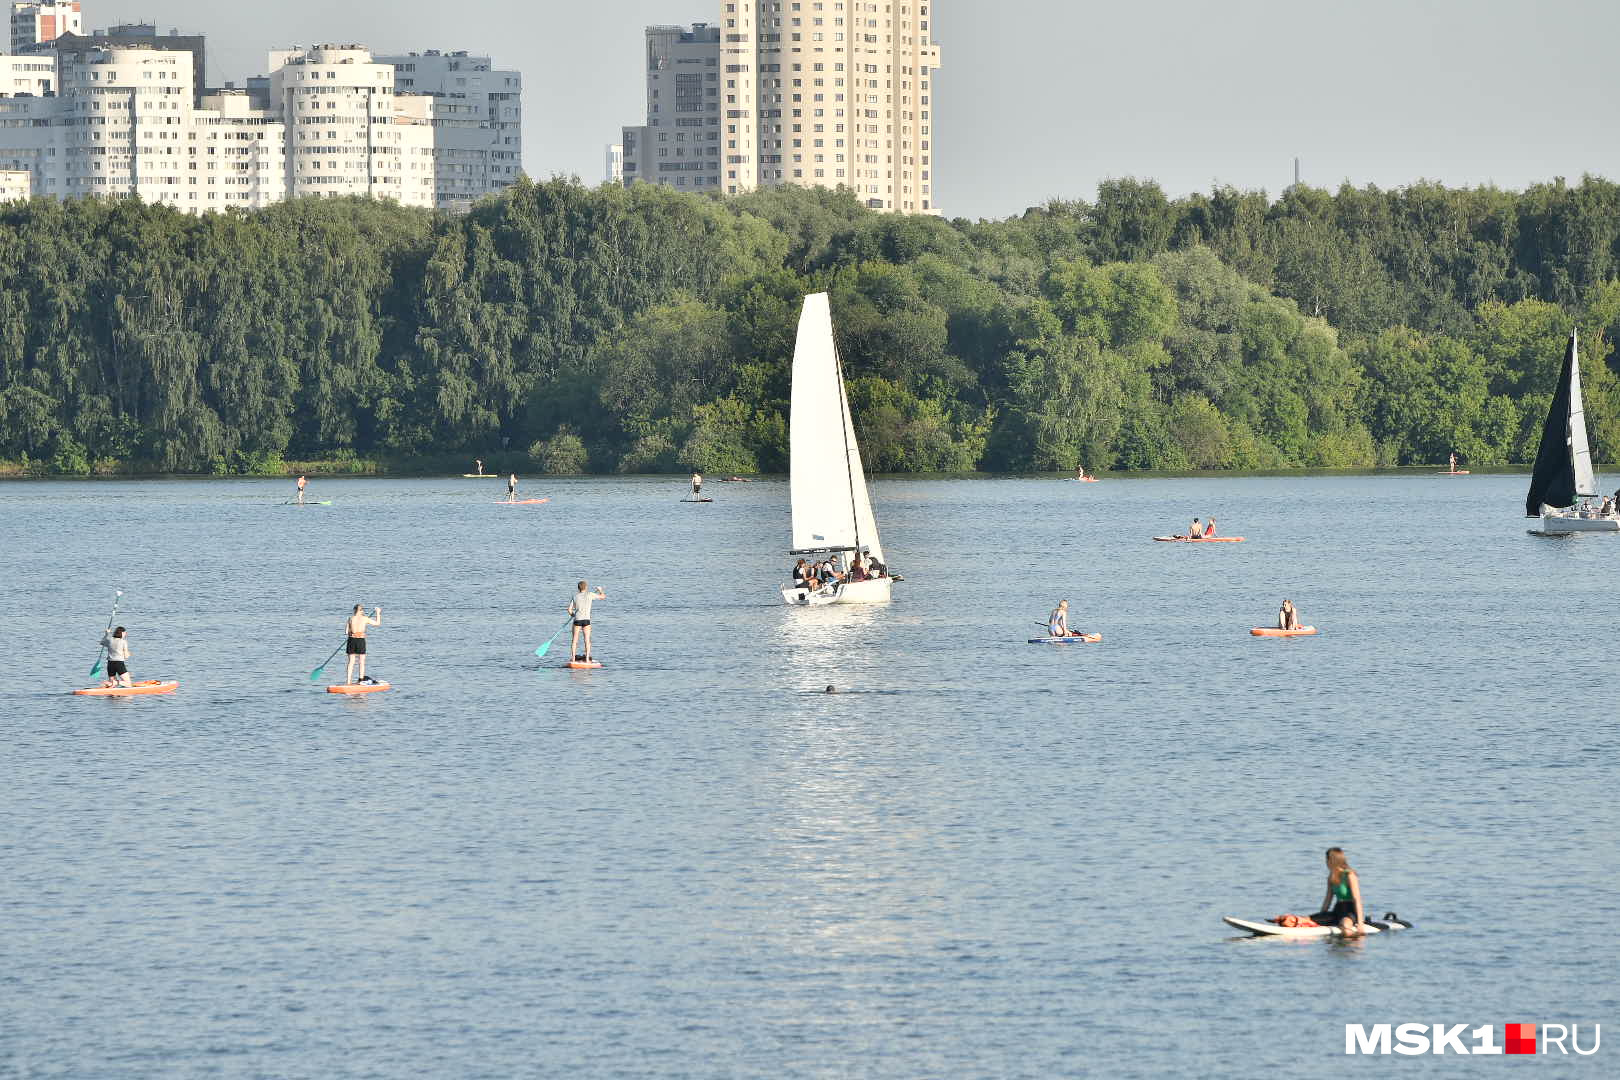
[89,657,103,677]
[534,640,553,658]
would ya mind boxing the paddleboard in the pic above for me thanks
[566,660,603,669]
[496,498,550,505]
[1223,915,1410,938]
[1153,536,1244,542]
[1436,470,1470,475]
[73,679,178,697]
[282,500,333,506]
[681,497,715,503]
[1028,634,1102,644]
[461,473,495,478]
[327,680,391,694]
[719,476,753,482]
[1251,626,1317,637]
[1063,477,1101,483]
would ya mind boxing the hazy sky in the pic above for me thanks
[120,1,1620,220]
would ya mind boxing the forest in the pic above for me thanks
[4,174,1620,475]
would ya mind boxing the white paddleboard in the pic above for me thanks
[1223,916,1407,938]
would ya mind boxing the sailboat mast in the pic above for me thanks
[831,333,863,553]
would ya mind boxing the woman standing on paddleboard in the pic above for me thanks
[1312,847,1366,936]
[344,604,382,685]
[99,626,132,688]
[569,581,606,663]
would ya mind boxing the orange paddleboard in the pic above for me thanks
[1250,627,1317,637]
[74,679,178,697]
[567,660,603,669]
[327,680,391,694]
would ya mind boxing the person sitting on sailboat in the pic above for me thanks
[792,559,814,591]
[867,553,887,578]
[848,553,869,582]
[1279,599,1300,631]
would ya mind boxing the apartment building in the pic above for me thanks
[0,43,437,212]
[374,50,522,211]
[10,1,80,54]
[620,23,723,194]
[620,1,940,213]
[604,142,623,184]
[0,167,29,200]
[269,45,436,207]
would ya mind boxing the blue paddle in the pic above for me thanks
[309,640,346,682]
[533,617,574,659]
[88,589,124,677]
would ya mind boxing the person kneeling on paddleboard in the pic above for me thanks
[569,581,607,663]
[1048,600,1083,637]
[100,626,133,688]
[1311,847,1366,936]
[345,604,382,685]
[1279,598,1300,631]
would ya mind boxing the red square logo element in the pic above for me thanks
[1506,1023,1537,1055]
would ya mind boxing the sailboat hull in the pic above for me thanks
[780,577,893,606]
[1539,512,1620,534]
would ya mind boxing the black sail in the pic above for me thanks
[1525,335,1578,516]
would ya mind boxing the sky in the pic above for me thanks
[114,0,1620,220]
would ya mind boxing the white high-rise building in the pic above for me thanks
[605,142,623,184]
[0,43,443,212]
[10,1,80,54]
[620,1,940,213]
[268,45,435,207]
[374,50,522,211]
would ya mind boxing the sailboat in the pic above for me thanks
[780,292,894,605]
[1526,330,1618,534]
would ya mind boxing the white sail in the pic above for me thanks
[1569,329,1597,497]
[789,293,885,563]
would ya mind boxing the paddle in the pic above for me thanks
[533,616,575,659]
[308,640,347,682]
[88,589,124,677]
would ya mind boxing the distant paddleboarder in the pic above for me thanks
[475,458,484,476]
[1204,517,1217,538]
[98,626,132,688]
[344,604,382,685]
[691,471,703,498]
[1278,598,1300,631]
[1187,517,1204,538]
[569,581,607,663]
[1048,599,1073,637]
[507,473,518,503]
[296,475,307,505]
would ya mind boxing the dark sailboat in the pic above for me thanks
[1526,331,1616,533]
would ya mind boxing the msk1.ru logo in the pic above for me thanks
[1345,1023,1601,1055]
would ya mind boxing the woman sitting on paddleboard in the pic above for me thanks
[100,626,132,688]
[1048,600,1074,637]
[1204,517,1217,538]
[1278,598,1299,630]
[1312,847,1366,936]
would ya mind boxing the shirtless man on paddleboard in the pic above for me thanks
[344,604,382,684]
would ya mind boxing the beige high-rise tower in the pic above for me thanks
[622,1,940,214]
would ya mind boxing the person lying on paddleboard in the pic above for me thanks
[100,626,133,688]
[345,604,382,685]
[1278,598,1299,630]
[1311,847,1366,936]
[569,581,606,662]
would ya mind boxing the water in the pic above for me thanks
[2,473,1614,1077]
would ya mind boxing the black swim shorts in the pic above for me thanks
[573,619,591,627]
[346,637,366,655]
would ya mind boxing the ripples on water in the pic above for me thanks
[2,474,1615,1077]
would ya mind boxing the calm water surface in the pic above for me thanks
[1,474,1615,1077]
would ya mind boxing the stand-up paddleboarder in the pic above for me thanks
[569,581,606,662]
[344,604,382,684]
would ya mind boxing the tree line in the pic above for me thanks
[3,174,1620,475]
